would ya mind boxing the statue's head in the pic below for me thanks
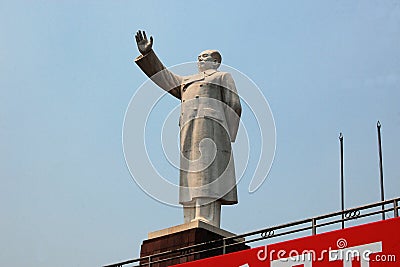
[197,50,221,72]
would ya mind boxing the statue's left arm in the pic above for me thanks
[221,73,242,142]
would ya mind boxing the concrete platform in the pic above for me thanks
[148,220,240,240]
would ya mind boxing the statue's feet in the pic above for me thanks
[191,217,215,226]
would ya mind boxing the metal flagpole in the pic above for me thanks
[339,133,345,229]
[377,121,385,220]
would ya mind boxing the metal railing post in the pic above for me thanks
[148,255,151,267]
[222,239,226,254]
[394,199,399,217]
[311,218,316,235]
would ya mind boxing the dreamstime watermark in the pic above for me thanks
[336,238,347,249]
[256,238,395,265]
[123,61,276,206]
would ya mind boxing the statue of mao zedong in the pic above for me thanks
[134,30,242,228]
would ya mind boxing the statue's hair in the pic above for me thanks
[210,50,222,64]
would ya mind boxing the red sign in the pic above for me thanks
[173,217,400,267]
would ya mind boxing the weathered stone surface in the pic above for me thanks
[135,30,242,227]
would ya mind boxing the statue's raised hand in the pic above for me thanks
[135,30,153,55]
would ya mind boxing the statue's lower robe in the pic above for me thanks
[179,118,238,206]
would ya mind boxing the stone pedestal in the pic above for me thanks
[140,221,250,267]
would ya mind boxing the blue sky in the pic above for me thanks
[1,1,399,266]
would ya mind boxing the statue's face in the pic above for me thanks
[197,50,219,72]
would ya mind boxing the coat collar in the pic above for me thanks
[182,69,218,86]
[183,73,203,84]
[203,69,218,76]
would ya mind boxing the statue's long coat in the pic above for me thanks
[135,50,241,205]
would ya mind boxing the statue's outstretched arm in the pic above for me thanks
[134,30,182,99]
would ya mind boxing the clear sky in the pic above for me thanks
[1,1,399,267]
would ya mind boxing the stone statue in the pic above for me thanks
[134,30,242,228]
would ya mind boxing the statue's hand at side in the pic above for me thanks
[135,30,153,55]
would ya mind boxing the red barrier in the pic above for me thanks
[173,217,400,267]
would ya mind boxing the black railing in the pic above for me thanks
[103,197,399,267]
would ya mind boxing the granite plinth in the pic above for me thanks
[140,221,250,267]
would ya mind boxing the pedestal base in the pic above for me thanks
[140,221,250,267]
